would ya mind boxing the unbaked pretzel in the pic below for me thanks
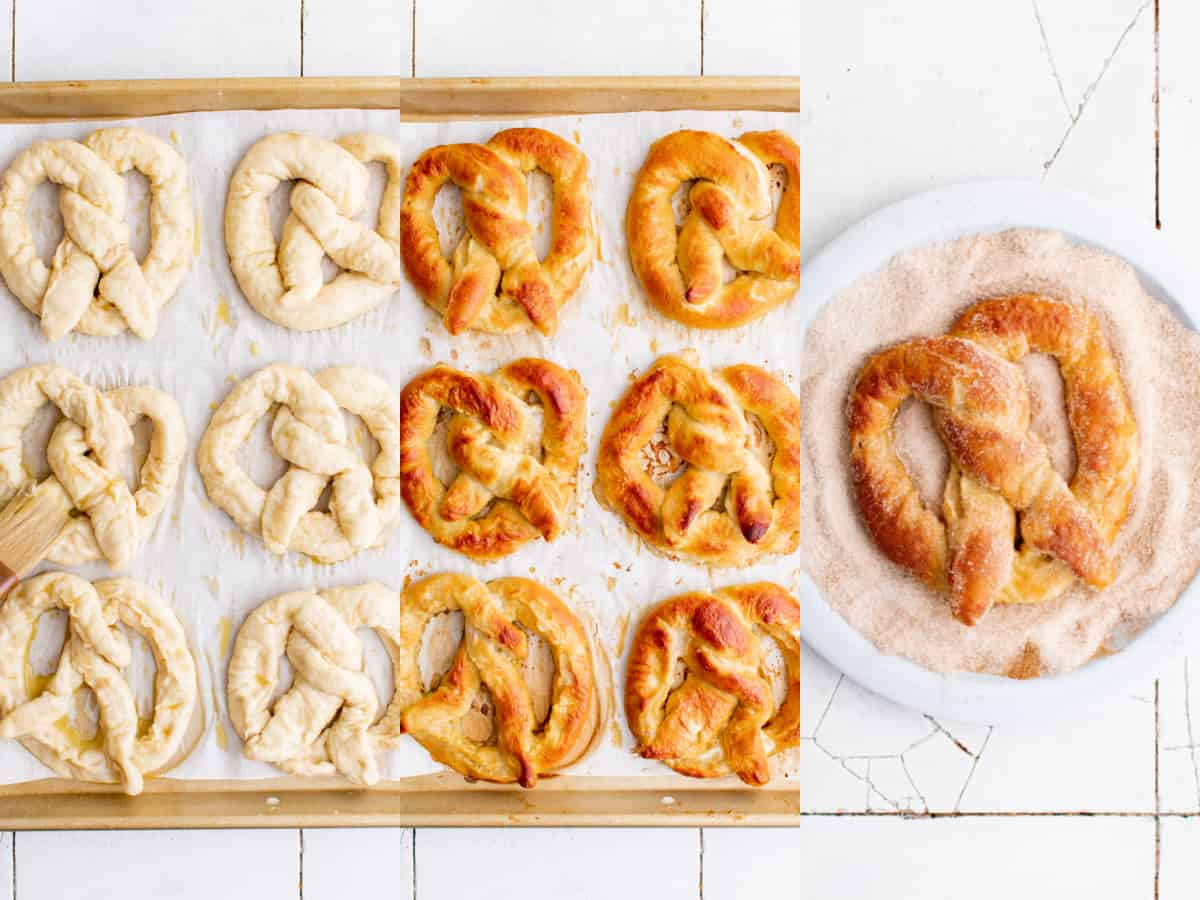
[396,573,600,787]
[596,351,800,566]
[0,127,193,340]
[401,127,595,336]
[625,582,800,786]
[0,365,185,570]
[225,132,405,330]
[0,573,198,794]
[400,358,587,561]
[626,130,799,329]
[199,364,401,564]
[227,582,404,785]
[847,294,1138,626]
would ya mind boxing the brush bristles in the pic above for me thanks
[0,481,73,576]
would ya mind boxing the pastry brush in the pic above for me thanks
[0,481,73,599]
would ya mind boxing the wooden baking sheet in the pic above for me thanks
[0,75,800,828]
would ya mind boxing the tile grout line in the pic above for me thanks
[411,829,418,900]
[10,832,14,900]
[697,828,704,900]
[410,0,417,78]
[1152,0,1161,232]
[299,0,305,77]
[1155,680,1161,899]
[9,0,13,82]
[298,829,305,900]
[698,0,705,75]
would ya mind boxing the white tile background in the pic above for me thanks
[0,1,798,900]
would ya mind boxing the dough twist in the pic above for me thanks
[0,365,186,570]
[401,127,595,336]
[0,573,199,795]
[626,130,799,329]
[227,582,405,785]
[199,364,401,564]
[625,582,800,786]
[597,351,800,566]
[400,358,587,561]
[0,127,193,340]
[396,573,600,788]
[225,132,405,330]
[848,294,1139,625]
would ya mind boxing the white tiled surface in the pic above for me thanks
[802,2,1200,897]
[0,2,794,900]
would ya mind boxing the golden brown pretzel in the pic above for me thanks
[626,130,799,329]
[596,351,800,566]
[396,573,600,787]
[400,358,588,561]
[625,582,799,786]
[847,294,1138,625]
[401,128,595,336]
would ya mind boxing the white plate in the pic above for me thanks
[797,179,1200,725]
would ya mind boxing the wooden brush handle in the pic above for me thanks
[0,560,15,598]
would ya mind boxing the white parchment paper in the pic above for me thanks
[0,107,802,787]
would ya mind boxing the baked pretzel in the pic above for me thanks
[400,358,587,561]
[0,573,198,794]
[848,294,1138,625]
[0,127,193,340]
[227,582,405,785]
[396,573,600,787]
[625,582,799,786]
[596,351,800,566]
[401,127,595,336]
[225,132,405,330]
[199,364,401,563]
[626,130,799,329]
[0,365,186,570]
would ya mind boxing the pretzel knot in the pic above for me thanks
[848,294,1139,626]
[0,127,193,340]
[0,573,199,795]
[400,358,588,561]
[401,127,595,336]
[597,352,801,566]
[199,364,402,564]
[625,583,800,786]
[227,582,405,785]
[0,364,186,570]
[626,130,799,329]
[225,132,405,330]
[397,574,600,788]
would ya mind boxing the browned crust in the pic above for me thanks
[596,352,800,567]
[625,129,799,329]
[399,358,588,562]
[624,582,800,786]
[400,127,594,336]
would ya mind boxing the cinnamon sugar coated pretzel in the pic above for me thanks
[0,365,186,569]
[396,573,600,787]
[0,573,199,794]
[626,130,799,329]
[848,294,1138,626]
[198,364,401,563]
[401,127,595,336]
[400,358,587,561]
[596,351,800,566]
[227,582,405,784]
[225,132,405,330]
[0,127,193,340]
[625,582,799,786]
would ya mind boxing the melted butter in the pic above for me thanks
[23,618,52,698]
[193,209,202,257]
[52,715,104,754]
[215,296,233,328]
[215,722,228,751]
[217,617,232,659]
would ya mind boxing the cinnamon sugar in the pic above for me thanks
[800,229,1200,676]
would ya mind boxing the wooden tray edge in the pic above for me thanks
[0,75,800,121]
